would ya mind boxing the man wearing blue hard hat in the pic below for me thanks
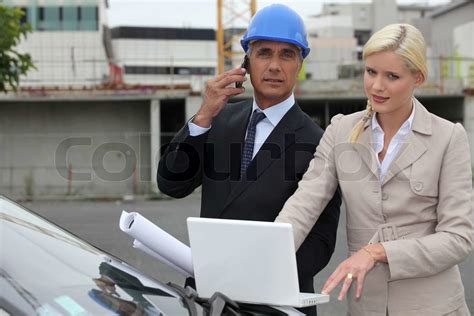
[158,4,341,315]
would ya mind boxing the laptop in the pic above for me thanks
[186,217,330,307]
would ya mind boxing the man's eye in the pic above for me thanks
[282,52,296,59]
[257,51,272,57]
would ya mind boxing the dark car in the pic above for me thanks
[0,195,289,315]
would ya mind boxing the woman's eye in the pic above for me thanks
[388,73,399,80]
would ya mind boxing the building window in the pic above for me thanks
[37,7,44,30]
[175,67,215,75]
[19,7,28,24]
[80,6,98,31]
[125,66,170,75]
[124,66,215,76]
[34,5,98,31]
[354,30,371,47]
[63,6,79,31]
[43,6,61,30]
[36,6,63,30]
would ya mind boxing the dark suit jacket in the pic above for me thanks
[157,100,341,302]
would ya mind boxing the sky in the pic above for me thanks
[107,0,451,29]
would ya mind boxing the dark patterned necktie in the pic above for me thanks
[241,111,266,177]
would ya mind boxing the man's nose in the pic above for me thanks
[268,57,282,72]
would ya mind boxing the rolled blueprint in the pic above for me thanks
[119,211,193,276]
[133,239,193,278]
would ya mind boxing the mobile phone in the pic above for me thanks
[235,55,249,88]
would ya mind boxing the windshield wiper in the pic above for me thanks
[167,282,241,316]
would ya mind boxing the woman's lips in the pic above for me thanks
[372,95,389,103]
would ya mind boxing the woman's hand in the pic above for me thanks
[321,243,387,300]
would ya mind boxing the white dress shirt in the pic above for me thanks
[371,102,415,182]
[188,94,295,159]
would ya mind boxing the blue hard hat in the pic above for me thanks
[241,4,310,59]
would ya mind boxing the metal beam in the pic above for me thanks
[217,0,256,74]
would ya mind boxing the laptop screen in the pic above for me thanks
[187,217,302,305]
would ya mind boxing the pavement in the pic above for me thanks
[26,194,473,315]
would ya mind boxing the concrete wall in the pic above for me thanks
[398,8,425,24]
[185,96,202,121]
[0,100,151,198]
[373,0,398,31]
[17,32,109,86]
[431,1,474,57]
[306,38,358,80]
[112,38,216,88]
[465,96,474,173]
[454,21,474,88]
[321,3,372,31]
[1,94,470,199]
[429,2,474,94]
[306,15,354,38]
[6,0,109,87]
[112,39,216,67]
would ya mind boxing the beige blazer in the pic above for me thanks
[276,98,473,316]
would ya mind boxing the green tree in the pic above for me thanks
[0,5,35,93]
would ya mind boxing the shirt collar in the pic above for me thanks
[252,94,295,127]
[371,99,416,133]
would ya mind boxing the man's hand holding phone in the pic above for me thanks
[193,66,247,128]
[235,56,249,89]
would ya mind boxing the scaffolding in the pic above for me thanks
[216,0,256,74]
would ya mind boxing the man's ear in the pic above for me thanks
[246,57,253,76]
[296,60,303,78]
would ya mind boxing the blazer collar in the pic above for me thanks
[356,97,430,185]
[382,98,430,184]
[362,97,432,132]
[411,97,432,136]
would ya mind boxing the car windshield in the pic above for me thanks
[0,196,191,315]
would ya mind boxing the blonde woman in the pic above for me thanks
[276,23,472,315]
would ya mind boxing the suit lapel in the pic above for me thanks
[221,104,304,213]
[227,101,252,148]
[226,102,253,182]
[207,101,252,214]
[250,105,304,179]
[382,98,431,185]
[381,132,426,185]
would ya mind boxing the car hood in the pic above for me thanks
[0,196,191,315]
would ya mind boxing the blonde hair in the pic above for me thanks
[349,99,373,143]
[349,23,427,143]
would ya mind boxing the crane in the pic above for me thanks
[216,0,256,74]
